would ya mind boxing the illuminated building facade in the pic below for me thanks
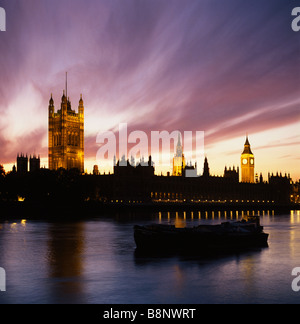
[241,135,254,183]
[172,133,186,176]
[48,91,84,173]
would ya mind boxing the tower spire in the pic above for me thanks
[65,72,68,99]
[245,133,250,145]
[175,132,183,157]
[177,132,181,146]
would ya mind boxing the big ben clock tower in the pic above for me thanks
[241,135,254,183]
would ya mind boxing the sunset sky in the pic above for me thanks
[0,0,299,179]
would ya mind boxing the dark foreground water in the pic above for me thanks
[1,209,300,304]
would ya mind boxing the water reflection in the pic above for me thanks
[290,210,300,224]
[46,222,85,302]
[155,209,277,227]
[1,209,300,304]
[289,210,300,259]
[7,220,27,233]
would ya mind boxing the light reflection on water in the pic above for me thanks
[0,210,300,304]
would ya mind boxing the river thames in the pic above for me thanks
[1,209,300,304]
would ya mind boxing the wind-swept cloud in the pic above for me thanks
[0,0,299,177]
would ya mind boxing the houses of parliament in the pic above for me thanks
[7,87,299,208]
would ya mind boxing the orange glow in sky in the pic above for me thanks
[0,1,299,180]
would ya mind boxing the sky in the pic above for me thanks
[0,0,299,179]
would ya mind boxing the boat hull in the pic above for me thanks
[134,224,269,254]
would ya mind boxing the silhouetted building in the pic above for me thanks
[291,181,300,204]
[29,155,40,173]
[259,173,264,183]
[93,165,99,175]
[83,138,293,205]
[112,156,154,202]
[224,166,239,182]
[17,153,28,174]
[203,157,210,177]
[5,148,295,206]
[184,161,197,177]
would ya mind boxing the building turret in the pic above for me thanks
[203,156,210,177]
[49,94,54,116]
[175,133,183,157]
[17,153,28,174]
[78,94,84,117]
[260,172,263,183]
[61,90,68,113]
[29,154,40,173]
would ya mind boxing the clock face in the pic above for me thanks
[243,158,247,165]
[250,159,254,165]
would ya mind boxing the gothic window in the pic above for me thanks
[54,134,60,146]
